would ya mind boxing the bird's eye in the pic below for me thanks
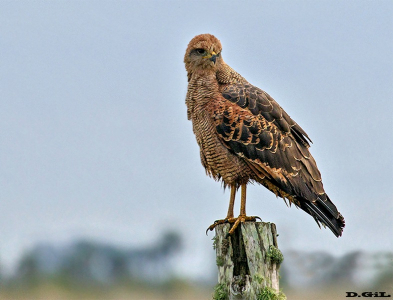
[217,52,221,57]
[192,48,206,56]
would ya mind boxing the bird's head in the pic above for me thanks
[184,34,223,78]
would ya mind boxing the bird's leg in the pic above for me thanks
[226,185,236,219]
[206,184,260,235]
[227,184,260,235]
[240,183,247,215]
[206,185,236,234]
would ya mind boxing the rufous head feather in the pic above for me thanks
[184,34,223,79]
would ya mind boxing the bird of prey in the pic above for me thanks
[184,34,345,237]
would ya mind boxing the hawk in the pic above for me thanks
[184,34,345,237]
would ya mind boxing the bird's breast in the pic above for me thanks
[190,101,253,187]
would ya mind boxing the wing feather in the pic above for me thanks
[215,82,344,236]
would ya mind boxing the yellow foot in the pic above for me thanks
[206,215,261,235]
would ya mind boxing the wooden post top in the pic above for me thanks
[213,222,286,300]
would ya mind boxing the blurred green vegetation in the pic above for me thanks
[0,231,391,300]
[0,278,212,300]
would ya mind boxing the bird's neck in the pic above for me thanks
[216,63,248,84]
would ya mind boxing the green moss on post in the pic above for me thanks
[266,245,284,265]
[216,256,225,267]
[257,287,287,300]
[212,236,218,250]
[213,283,229,300]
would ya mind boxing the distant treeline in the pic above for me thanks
[1,231,181,287]
[0,231,391,291]
[281,250,392,290]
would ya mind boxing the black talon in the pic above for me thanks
[205,218,232,236]
[255,216,262,221]
[205,227,211,235]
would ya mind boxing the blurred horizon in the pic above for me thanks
[0,231,391,299]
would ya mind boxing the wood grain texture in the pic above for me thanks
[214,223,283,299]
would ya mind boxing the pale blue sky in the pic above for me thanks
[1,1,392,277]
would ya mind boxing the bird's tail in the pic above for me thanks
[299,195,345,237]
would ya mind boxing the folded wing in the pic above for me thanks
[213,83,344,236]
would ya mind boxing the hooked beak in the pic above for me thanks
[204,51,217,64]
[209,52,217,64]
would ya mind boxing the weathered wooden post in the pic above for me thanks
[212,222,286,300]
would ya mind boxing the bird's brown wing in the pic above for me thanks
[212,83,344,236]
